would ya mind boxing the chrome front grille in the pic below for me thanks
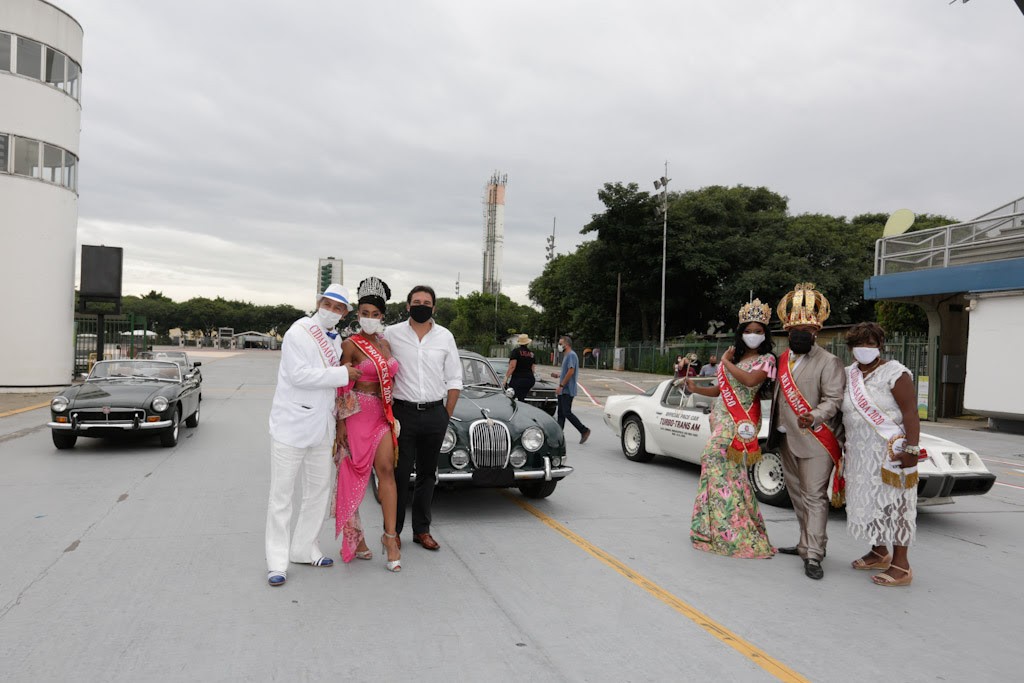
[469,419,511,468]
[71,408,145,423]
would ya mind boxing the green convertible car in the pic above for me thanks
[372,351,572,500]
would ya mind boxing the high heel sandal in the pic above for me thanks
[851,548,891,570]
[354,548,373,560]
[872,564,912,587]
[381,533,401,572]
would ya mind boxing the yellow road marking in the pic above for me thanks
[506,494,809,683]
[0,402,51,418]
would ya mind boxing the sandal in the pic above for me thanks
[872,564,912,587]
[851,549,891,571]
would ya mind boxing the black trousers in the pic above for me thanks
[509,375,536,401]
[393,402,449,535]
[557,393,588,435]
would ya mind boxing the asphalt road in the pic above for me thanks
[1,351,1021,682]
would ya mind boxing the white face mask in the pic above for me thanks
[742,333,765,349]
[359,317,383,335]
[316,307,343,330]
[852,346,881,364]
[557,344,565,352]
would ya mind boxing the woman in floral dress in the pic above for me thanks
[686,300,777,558]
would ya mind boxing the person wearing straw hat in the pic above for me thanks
[768,283,846,580]
[505,333,537,401]
[265,283,361,587]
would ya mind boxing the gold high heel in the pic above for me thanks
[381,533,401,572]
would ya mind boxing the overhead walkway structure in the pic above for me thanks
[864,195,1024,428]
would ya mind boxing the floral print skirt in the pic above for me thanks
[690,437,775,559]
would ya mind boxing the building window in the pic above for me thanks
[45,47,66,91]
[68,59,80,100]
[0,133,8,173]
[13,137,40,178]
[43,144,63,184]
[15,37,42,80]
[0,33,11,72]
[63,150,77,192]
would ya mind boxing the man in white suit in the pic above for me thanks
[265,284,360,586]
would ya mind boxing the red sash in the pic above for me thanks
[350,334,399,454]
[778,350,845,506]
[717,362,762,464]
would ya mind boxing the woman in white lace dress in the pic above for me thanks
[841,323,920,587]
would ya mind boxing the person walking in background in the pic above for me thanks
[841,322,920,587]
[334,277,402,572]
[551,335,590,444]
[768,283,846,581]
[265,284,360,587]
[504,333,536,401]
[699,354,719,379]
[686,300,777,558]
[383,285,462,552]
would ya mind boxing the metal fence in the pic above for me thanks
[73,314,149,375]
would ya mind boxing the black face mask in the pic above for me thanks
[788,330,815,354]
[408,305,433,323]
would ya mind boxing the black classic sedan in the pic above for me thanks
[48,359,202,449]
[373,351,572,500]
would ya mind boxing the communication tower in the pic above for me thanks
[482,171,507,295]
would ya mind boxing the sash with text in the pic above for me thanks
[717,362,763,464]
[846,366,918,489]
[778,349,845,506]
[350,334,399,457]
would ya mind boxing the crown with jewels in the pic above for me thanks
[738,299,771,326]
[357,276,391,303]
[777,282,831,329]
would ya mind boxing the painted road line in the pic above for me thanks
[981,457,1024,467]
[994,481,1024,491]
[506,494,809,683]
[0,402,50,419]
[576,381,601,407]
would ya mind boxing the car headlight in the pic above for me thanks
[450,449,470,469]
[522,426,545,452]
[441,425,456,453]
[152,396,169,412]
[510,448,528,468]
[51,396,69,413]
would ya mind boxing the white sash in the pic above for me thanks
[305,320,339,368]
[847,365,918,488]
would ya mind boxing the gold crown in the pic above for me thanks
[738,299,771,325]
[777,283,831,329]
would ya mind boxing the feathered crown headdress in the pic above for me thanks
[357,276,391,309]
[738,299,771,326]
[777,283,831,330]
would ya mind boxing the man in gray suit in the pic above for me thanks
[768,283,846,580]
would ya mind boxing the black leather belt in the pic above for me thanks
[394,399,444,411]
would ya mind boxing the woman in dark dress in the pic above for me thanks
[504,334,536,401]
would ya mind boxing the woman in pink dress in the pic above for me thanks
[334,277,401,571]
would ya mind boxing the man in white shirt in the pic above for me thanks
[265,284,360,587]
[383,285,462,551]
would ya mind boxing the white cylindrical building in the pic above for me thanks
[0,0,82,388]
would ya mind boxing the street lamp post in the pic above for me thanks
[653,162,670,352]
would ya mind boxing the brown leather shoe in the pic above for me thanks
[413,533,440,550]
[580,429,591,444]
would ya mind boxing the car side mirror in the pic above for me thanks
[193,361,202,367]
[504,388,515,398]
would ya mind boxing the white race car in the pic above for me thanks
[603,378,997,507]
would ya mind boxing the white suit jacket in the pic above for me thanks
[268,316,350,448]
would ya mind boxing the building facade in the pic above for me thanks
[317,256,343,297]
[0,0,82,388]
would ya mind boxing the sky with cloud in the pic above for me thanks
[57,0,1024,309]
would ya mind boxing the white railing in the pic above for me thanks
[874,196,1024,275]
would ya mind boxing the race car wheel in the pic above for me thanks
[621,415,654,463]
[749,449,791,507]
[52,431,77,450]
